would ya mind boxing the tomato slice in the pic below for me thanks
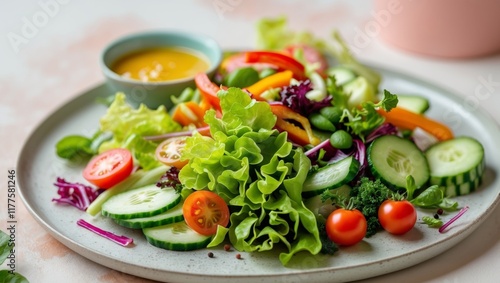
[83,148,133,189]
[155,137,188,169]
[182,190,230,236]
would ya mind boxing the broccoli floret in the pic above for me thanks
[350,177,391,237]
[317,222,338,255]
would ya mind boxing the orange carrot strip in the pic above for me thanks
[172,102,207,127]
[378,107,454,141]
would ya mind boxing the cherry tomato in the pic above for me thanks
[326,208,367,246]
[155,137,188,169]
[182,190,230,236]
[83,148,133,189]
[378,199,417,235]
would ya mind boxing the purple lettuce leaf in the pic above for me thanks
[280,80,332,116]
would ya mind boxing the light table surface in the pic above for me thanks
[1,1,499,282]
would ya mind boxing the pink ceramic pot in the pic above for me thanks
[374,0,500,58]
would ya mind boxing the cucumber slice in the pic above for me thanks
[443,175,483,197]
[368,135,429,190]
[396,95,430,114]
[326,66,356,86]
[343,76,376,109]
[426,137,485,187]
[143,221,212,251]
[114,202,184,229]
[102,184,181,220]
[302,156,359,198]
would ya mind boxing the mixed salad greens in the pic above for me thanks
[53,18,486,266]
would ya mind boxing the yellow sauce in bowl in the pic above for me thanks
[111,47,210,82]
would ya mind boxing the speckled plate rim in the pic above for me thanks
[16,66,500,283]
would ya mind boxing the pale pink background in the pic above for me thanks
[1,1,500,282]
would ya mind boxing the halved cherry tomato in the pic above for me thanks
[326,208,367,246]
[155,137,188,169]
[378,199,417,235]
[83,148,133,189]
[182,190,230,236]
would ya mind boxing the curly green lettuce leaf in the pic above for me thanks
[179,88,321,265]
[206,87,277,137]
[98,92,181,170]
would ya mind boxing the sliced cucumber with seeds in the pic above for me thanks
[443,176,483,197]
[430,158,485,186]
[143,221,212,251]
[102,184,181,220]
[368,135,429,190]
[426,137,485,188]
[114,202,184,229]
[302,156,359,198]
[327,66,357,86]
[395,95,430,114]
[343,76,376,109]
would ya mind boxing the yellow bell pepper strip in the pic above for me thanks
[377,107,454,141]
[246,70,293,100]
[245,51,307,81]
[270,103,321,146]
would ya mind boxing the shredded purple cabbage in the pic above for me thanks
[327,138,367,176]
[280,80,332,116]
[305,139,337,162]
[365,123,398,143]
[77,219,133,247]
[52,178,101,211]
[439,206,469,233]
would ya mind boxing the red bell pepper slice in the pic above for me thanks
[270,104,320,146]
[244,51,307,81]
[194,72,221,111]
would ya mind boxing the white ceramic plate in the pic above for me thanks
[17,67,500,283]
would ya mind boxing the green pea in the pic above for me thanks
[259,68,277,79]
[320,106,343,125]
[330,130,353,149]
[225,67,260,88]
[309,113,336,132]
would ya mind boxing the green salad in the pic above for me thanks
[52,17,485,266]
